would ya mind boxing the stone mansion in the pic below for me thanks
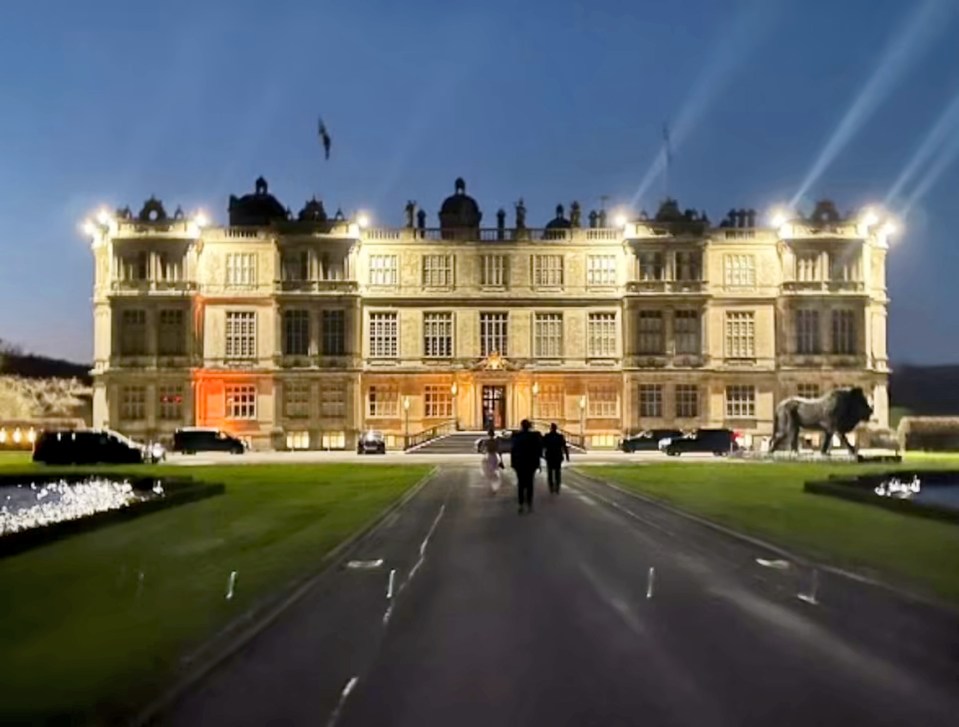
[88,176,892,450]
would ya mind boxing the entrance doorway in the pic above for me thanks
[481,386,507,431]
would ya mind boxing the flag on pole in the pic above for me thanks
[318,117,331,160]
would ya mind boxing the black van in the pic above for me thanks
[173,428,246,455]
[33,429,151,465]
[663,429,739,457]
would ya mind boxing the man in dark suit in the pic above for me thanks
[510,419,542,514]
[542,422,570,495]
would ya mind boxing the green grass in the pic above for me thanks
[580,455,959,606]
[0,462,431,724]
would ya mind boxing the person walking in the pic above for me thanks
[481,428,503,494]
[510,419,542,514]
[542,422,570,495]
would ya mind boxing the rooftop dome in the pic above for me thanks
[228,177,288,226]
[439,177,482,230]
[297,196,328,222]
[544,204,572,230]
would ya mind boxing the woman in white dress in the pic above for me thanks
[482,428,503,494]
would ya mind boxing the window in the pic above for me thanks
[638,252,664,281]
[282,250,309,281]
[423,313,453,358]
[322,310,345,356]
[797,253,819,282]
[286,431,310,450]
[725,385,756,418]
[369,312,398,358]
[675,251,701,281]
[226,384,257,420]
[424,385,453,418]
[120,251,148,281]
[369,254,398,286]
[587,387,618,417]
[225,312,256,359]
[588,313,617,357]
[797,383,820,399]
[480,313,508,356]
[226,253,256,286]
[158,253,182,282]
[158,384,183,421]
[637,311,665,355]
[368,386,398,417]
[587,255,616,286]
[120,386,146,420]
[534,313,564,358]
[724,254,756,287]
[674,311,701,355]
[532,255,564,287]
[120,309,147,355]
[283,310,310,356]
[537,384,563,420]
[284,381,311,418]
[725,312,755,359]
[829,251,858,282]
[639,384,663,418]
[423,254,454,287]
[795,309,821,354]
[320,431,346,449]
[832,309,856,354]
[480,255,507,287]
[675,385,699,418]
[158,309,185,356]
[320,384,346,418]
[321,253,345,281]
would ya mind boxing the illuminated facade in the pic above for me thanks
[89,177,892,450]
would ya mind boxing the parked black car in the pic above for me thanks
[620,429,685,453]
[173,427,246,455]
[663,428,739,456]
[476,430,515,454]
[33,429,159,465]
[358,430,386,454]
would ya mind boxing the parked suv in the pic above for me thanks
[662,428,739,457]
[173,427,246,455]
[357,430,386,454]
[33,429,159,465]
[620,429,685,453]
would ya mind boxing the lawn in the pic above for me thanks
[0,462,432,724]
[581,455,959,605]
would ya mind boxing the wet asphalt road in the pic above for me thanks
[161,466,959,727]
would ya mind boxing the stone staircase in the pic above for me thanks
[407,432,484,454]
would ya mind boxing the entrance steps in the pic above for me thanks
[407,432,484,454]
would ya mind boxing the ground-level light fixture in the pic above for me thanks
[450,382,458,397]
[579,395,586,410]
[403,396,411,411]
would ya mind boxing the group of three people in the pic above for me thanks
[482,420,570,514]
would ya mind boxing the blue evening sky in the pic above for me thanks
[0,0,957,363]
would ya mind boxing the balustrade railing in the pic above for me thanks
[404,419,458,450]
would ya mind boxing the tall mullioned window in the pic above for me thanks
[638,384,663,418]
[534,313,564,358]
[480,313,508,356]
[422,254,454,287]
[369,255,398,286]
[120,309,147,355]
[322,310,345,356]
[675,251,701,281]
[638,252,664,281]
[158,385,183,421]
[725,312,755,359]
[480,255,507,287]
[120,386,146,421]
[532,255,564,287]
[283,310,310,356]
[796,253,819,282]
[281,250,309,281]
[637,311,665,355]
[368,312,398,358]
[797,383,821,399]
[795,309,821,354]
[284,381,311,418]
[832,309,857,354]
[724,254,755,287]
[158,309,185,356]
[424,385,453,418]
[588,313,617,357]
[674,310,700,355]
[225,312,256,359]
[675,385,699,418]
[226,253,256,286]
[537,384,563,420]
[587,387,618,417]
[368,386,398,417]
[587,255,616,286]
[226,384,257,420]
[423,313,453,358]
[725,385,755,418]
[320,384,346,418]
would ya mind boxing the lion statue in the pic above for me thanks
[769,386,873,455]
